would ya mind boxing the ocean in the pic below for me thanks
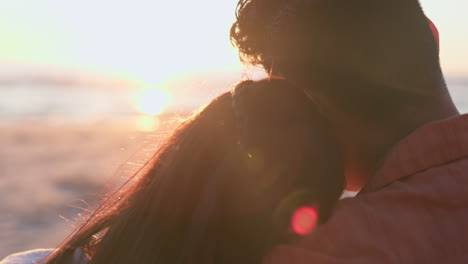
[1,77,467,125]
[0,84,140,124]
[447,77,468,113]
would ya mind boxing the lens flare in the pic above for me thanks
[291,206,318,236]
[135,88,172,115]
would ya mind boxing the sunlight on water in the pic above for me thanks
[134,87,172,116]
[137,115,160,132]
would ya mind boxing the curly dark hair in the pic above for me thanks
[230,0,445,122]
[230,0,303,71]
[230,0,441,81]
[230,0,274,69]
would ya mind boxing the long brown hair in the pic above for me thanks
[43,78,344,264]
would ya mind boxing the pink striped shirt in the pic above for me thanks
[265,114,468,263]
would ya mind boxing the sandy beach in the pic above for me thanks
[0,120,182,258]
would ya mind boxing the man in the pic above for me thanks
[231,0,467,262]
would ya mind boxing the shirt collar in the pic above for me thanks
[361,113,468,193]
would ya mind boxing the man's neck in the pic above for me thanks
[335,94,459,191]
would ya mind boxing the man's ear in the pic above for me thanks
[427,18,439,50]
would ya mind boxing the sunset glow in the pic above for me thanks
[136,115,161,131]
[0,0,466,78]
[135,88,172,116]
[0,0,243,81]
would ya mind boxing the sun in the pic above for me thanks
[135,88,172,116]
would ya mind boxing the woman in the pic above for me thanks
[1,78,344,264]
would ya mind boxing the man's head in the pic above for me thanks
[231,0,458,189]
[231,0,446,121]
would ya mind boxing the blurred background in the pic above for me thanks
[0,0,467,257]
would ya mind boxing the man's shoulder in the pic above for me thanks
[266,169,468,263]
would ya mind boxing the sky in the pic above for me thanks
[0,0,467,85]
[421,0,468,77]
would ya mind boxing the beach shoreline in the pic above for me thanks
[0,122,174,258]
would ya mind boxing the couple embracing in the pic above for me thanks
[2,0,467,263]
